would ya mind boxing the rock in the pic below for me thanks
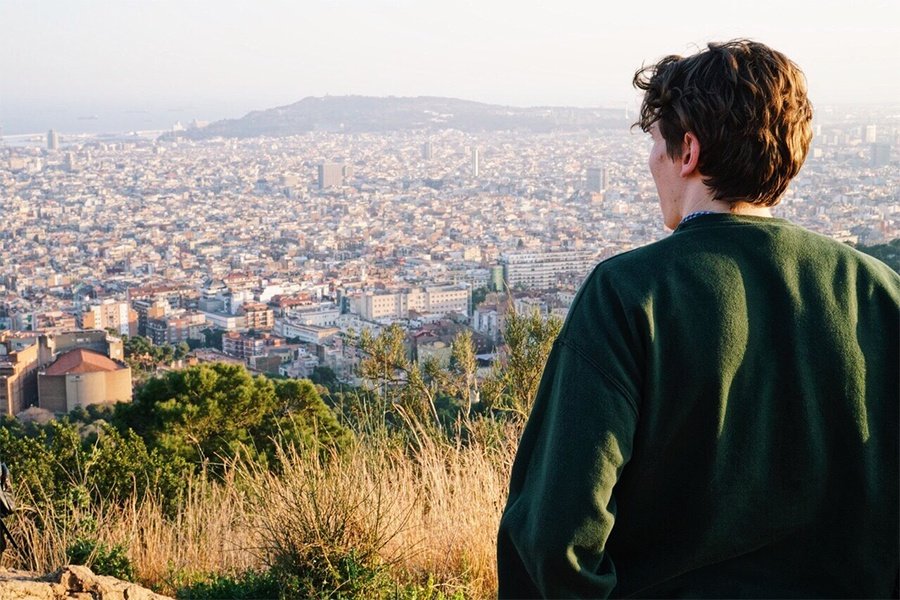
[0,565,172,599]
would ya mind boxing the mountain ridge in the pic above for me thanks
[185,95,629,138]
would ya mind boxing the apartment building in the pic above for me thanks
[276,320,340,345]
[241,302,275,331]
[79,299,138,336]
[222,331,283,361]
[127,283,198,310]
[501,250,596,289]
[0,339,39,414]
[132,298,170,337]
[283,302,341,327]
[349,284,471,321]
[146,311,207,345]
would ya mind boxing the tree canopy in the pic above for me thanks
[116,364,351,469]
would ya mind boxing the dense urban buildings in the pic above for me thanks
[0,105,896,410]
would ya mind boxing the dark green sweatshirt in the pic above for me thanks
[497,214,900,598]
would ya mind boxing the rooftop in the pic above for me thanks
[43,348,123,376]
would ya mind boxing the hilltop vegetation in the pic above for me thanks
[184,95,627,139]
[855,238,900,273]
[0,309,560,599]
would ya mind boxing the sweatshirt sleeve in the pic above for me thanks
[497,337,639,598]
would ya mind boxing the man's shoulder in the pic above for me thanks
[593,217,897,280]
[769,222,900,287]
[561,240,675,335]
[576,217,899,309]
[581,234,681,290]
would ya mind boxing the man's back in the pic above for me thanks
[497,213,899,597]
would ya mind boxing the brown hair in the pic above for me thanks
[633,40,813,206]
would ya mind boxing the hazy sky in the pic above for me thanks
[2,0,898,132]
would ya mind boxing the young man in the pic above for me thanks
[497,40,899,598]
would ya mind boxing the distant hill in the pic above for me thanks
[185,96,628,138]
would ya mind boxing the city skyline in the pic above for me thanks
[2,0,899,135]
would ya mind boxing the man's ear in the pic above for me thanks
[680,132,701,177]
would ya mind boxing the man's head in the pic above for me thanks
[634,40,813,207]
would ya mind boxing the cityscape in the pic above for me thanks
[1,0,898,594]
[0,99,897,415]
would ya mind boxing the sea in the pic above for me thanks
[0,102,245,147]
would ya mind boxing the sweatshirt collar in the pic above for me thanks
[674,212,785,233]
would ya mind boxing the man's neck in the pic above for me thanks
[680,197,773,221]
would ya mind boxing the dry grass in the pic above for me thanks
[379,420,518,596]
[6,470,260,593]
[3,416,521,599]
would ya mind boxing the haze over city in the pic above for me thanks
[2,0,899,134]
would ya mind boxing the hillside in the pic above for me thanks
[186,95,627,138]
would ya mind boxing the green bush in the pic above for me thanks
[271,547,404,599]
[66,537,135,581]
[173,564,463,600]
[175,569,280,599]
[116,365,352,473]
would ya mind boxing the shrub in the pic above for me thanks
[66,537,135,581]
[271,547,396,599]
[175,569,280,599]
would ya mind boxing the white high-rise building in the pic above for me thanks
[47,129,59,151]
[471,148,480,177]
[864,124,877,143]
[318,162,350,189]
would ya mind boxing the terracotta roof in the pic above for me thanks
[44,349,123,376]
